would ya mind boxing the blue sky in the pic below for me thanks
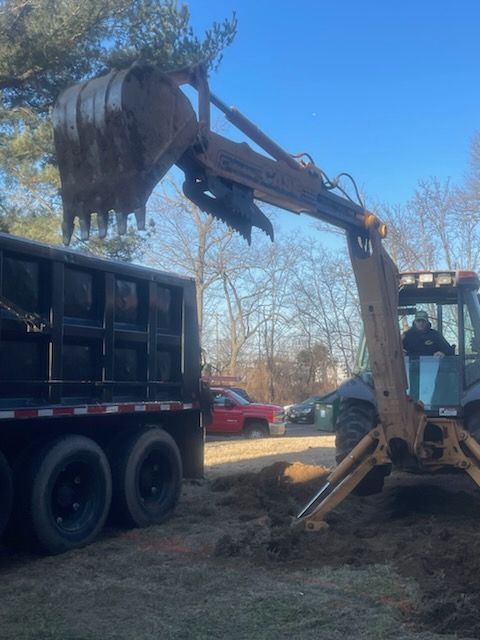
[188,0,480,233]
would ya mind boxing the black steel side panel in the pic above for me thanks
[0,232,201,409]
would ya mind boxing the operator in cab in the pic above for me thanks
[402,310,454,358]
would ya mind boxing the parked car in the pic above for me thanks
[208,387,286,438]
[286,397,321,424]
[286,391,338,425]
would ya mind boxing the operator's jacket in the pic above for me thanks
[402,322,455,357]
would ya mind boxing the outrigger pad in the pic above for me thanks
[53,64,198,244]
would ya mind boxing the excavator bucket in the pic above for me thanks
[53,64,198,244]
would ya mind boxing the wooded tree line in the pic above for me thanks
[1,1,480,404]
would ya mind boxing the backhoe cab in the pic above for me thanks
[299,269,480,529]
[52,63,480,531]
[354,269,480,425]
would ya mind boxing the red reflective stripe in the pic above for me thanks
[52,407,74,416]
[145,403,161,412]
[1,401,198,420]
[87,406,106,414]
[15,409,37,418]
[118,405,134,413]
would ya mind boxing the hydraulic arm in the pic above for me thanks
[53,64,385,245]
[52,64,480,528]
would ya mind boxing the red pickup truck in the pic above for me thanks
[208,387,286,438]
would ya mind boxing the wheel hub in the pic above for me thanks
[51,462,92,531]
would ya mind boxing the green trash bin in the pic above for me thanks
[314,402,334,432]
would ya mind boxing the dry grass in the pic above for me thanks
[0,538,445,640]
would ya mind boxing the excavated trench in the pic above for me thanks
[211,462,480,638]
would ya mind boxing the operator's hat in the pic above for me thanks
[414,310,429,321]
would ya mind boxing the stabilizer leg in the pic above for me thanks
[420,422,480,487]
[297,427,390,531]
[455,429,480,486]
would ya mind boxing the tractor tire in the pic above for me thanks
[466,411,480,444]
[13,435,111,555]
[244,422,269,439]
[0,450,13,537]
[335,398,389,496]
[109,428,182,528]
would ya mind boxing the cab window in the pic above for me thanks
[212,391,229,407]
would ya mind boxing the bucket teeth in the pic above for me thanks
[115,211,128,235]
[97,212,110,238]
[62,217,75,246]
[79,215,91,241]
[134,205,146,230]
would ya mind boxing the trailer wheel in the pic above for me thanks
[244,422,269,439]
[0,450,13,537]
[16,435,111,555]
[335,398,390,496]
[109,428,182,528]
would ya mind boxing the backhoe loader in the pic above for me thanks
[52,63,480,529]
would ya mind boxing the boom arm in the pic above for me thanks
[52,63,422,460]
[53,64,385,245]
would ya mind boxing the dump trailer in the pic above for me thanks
[0,232,203,554]
[52,63,480,530]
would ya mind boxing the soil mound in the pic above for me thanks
[212,461,480,638]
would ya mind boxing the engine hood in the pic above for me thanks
[245,403,283,412]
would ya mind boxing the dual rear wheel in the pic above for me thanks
[8,428,182,555]
[109,428,182,528]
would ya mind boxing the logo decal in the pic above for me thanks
[439,408,457,417]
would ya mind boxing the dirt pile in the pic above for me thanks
[211,461,480,638]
